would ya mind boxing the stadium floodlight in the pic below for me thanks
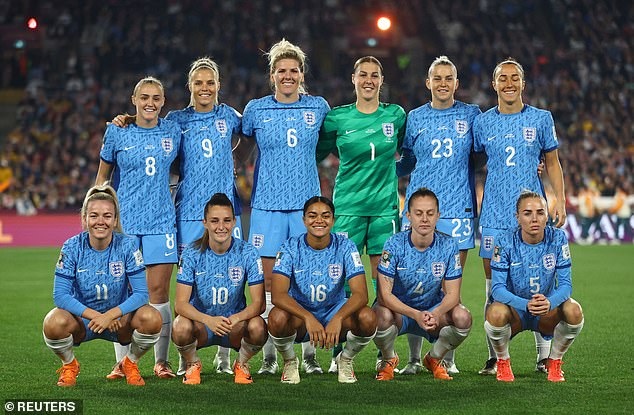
[377,16,391,31]
[27,17,38,30]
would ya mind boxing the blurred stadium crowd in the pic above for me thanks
[0,0,631,239]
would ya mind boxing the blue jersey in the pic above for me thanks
[177,238,264,317]
[100,119,181,234]
[166,105,241,221]
[490,226,572,312]
[273,233,365,315]
[473,105,559,229]
[54,232,146,316]
[403,101,481,218]
[378,231,462,311]
[242,95,330,210]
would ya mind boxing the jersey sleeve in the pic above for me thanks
[176,247,196,286]
[540,111,559,153]
[317,110,338,163]
[395,106,407,152]
[547,230,572,309]
[100,124,118,164]
[54,240,77,281]
[245,245,265,286]
[444,240,462,281]
[229,106,243,135]
[472,114,484,153]
[241,100,255,138]
[490,237,530,311]
[53,275,87,317]
[118,268,149,316]
[342,239,366,280]
[377,236,398,279]
[124,238,145,278]
[272,242,294,279]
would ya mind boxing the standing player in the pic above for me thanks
[373,188,472,381]
[267,196,377,384]
[96,76,181,378]
[43,185,162,386]
[172,194,266,384]
[317,56,405,371]
[485,192,584,382]
[474,58,567,375]
[396,56,480,375]
[242,39,330,375]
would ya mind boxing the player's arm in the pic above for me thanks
[95,160,113,186]
[174,282,232,336]
[228,281,265,326]
[316,112,338,163]
[544,149,566,227]
[377,272,424,322]
[490,266,529,311]
[432,277,462,320]
[396,149,416,177]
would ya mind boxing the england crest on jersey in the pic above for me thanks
[542,254,556,270]
[109,261,124,278]
[523,127,536,144]
[304,111,316,126]
[161,138,174,153]
[215,119,228,136]
[455,120,468,136]
[483,236,494,252]
[328,263,342,282]
[229,266,244,285]
[252,234,264,249]
[431,262,445,279]
[382,123,395,138]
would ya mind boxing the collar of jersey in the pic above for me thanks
[205,236,235,256]
[407,229,436,252]
[303,233,333,251]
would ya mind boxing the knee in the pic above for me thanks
[452,304,472,329]
[562,299,584,325]
[247,316,268,345]
[486,302,509,326]
[134,305,162,334]
[356,307,378,335]
[372,305,395,330]
[267,307,290,335]
[43,308,74,338]
[171,315,194,344]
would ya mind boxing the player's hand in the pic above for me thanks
[204,316,233,336]
[108,114,134,128]
[324,316,343,350]
[537,161,545,176]
[227,314,241,326]
[527,294,551,316]
[417,311,437,331]
[552,199,567,227]
[305,316,326,348]
[88,313,116,334]
[107,318,122,333]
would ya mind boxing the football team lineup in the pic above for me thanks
[44,40,580,388]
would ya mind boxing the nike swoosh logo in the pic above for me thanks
[458,238,469,244]
[345,129,358,134]
[182,128,192,134]
[511,262,522,266]
[397,267,408,270]
[123,145,137,151]
[418,128,427,133]
[195,271,206,276]
[77,269,88,273]
[263,118,273,123]
[486,136,496,141]
[164,252,176,256]
[295,270,305,273]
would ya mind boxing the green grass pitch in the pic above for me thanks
[1,245,632,414]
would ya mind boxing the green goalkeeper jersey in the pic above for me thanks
[317,102,406,216]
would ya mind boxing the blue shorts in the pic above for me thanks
[510,307,553,340]
[297,300,347,343]
[76,317,128,346]
[201,327,235,350]
[130,233,178,265]
[249,209,304,257]
[479,227,507,259]
[398,303,440,343]
[176,217,243,255]
[402,216,475,250]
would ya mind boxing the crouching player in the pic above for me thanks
[173,193,266,384]
[268,196,377,384]
[43,185,161,386]
[485,191,584,382]
[373,188,472,381]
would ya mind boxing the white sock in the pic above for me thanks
[484,279,496,359]
[302,341,316,361]
[534,332,551,362]
[269,332,297,361]
[176,341,199,364]
[216,346,231,362]
[239,338,263,364]
[261,292,277,363]
[373,326,398,359]
[114,343,130,362]
[128,329,160,363]
[443,349,455,364]
[150,301,172,363]
[342,330,376,360]
[44,333,74,364]
[430,325,471,360]
[484,321,511,360]
[407,334,423,362]
[549,319,584,360]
